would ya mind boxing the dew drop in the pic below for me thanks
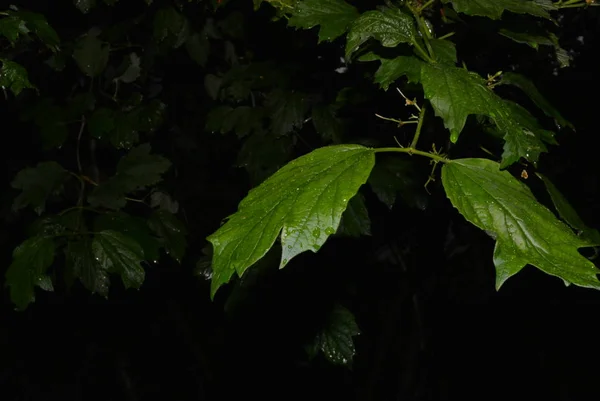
[325,227,335,235]
[282,258,288,266]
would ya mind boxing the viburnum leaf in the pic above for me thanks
[442,0,552,20]
[359,53,422,90]
[345,7,418,60]
[65,237,110,297]
[337,193,371,237]
[88,144,171,209]
[309,304,360,366]
[11,161,68,215]
[265,89,310,136]
[429,38,457,64]
[6,236,55,310]
[498,72,572,129]
[0,59,36,96]
[94,212,161,261]
[92,230,145,289]
[288,0,359,43]
[148,210,187,262]
[73,30,110,77]
[208,144,376,297]
[536,173,600,245]
[0,15,29,45]
[441,158,600,290]
[9,10,60,51]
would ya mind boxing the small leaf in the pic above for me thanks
[360,53,422,90]
[94,212,161,261]
[441,158,599,290]
[92,230,145,289]
[288,0,359,43]
[346,7,417,60]
[11,161,68,215]
[498,72,572,129]
[429,38,457,65]
[114,53,141,83]
[6,236,55,310]
[0,59,36,96]
[186,32,210,67]
[337,193,371,237]
[73,30,110,77]
[442,0,552,20]
[204,74,222,100]
[153,7,190,48]
[148,210,187,262]
[265,89,310,136]
[208,144,376,297]
[536,173,600,245]
[65,237,109,297]
[312,304,360,366]
[74,0,97,13]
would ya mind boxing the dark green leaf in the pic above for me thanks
[186,32,210,67]
[66,237,109,297]
[150,191,179,213]
[288,0,359,43]
[206,105,234,133]
[10,10,60,51]
[498,28,553,49]
[312,305,360,366]
[12,161,68,215]
[237,131,294,185]
[498,72,572,129]
[136,100,167,132]
[74,0,97,13]
[88,108,116,139]
[337,193,371,237]
[114,53,141,83]
[346,7,418,60]
[148,210,187,262]
[265,89,310,136]
[0,15,29,45]
[6,236,55,310]
[208,144,376,297]
[153,7,190,48]
[536,173,600,245]
[442,0,552,20]
[73,31,110,77]
[0,59,36,96]
[429,38,457,64]
[92,230,145,289]
[204,73,222,100]
[441,158,600,290]
[360,53,422,90]
[312,104,343,142]
[94,212,161,261]
[368,156,427,210]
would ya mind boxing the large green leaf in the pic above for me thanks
[442,158,600,290]
[498,72,572,129]
[345,7,418,60]
[148,210,187,262]
[11,161,68,215]
[288,0,359,43]
[208,144,376,297]
[73,31,110,77]
[65,237,110,297]
[359,53,422,90]
[0,59,36,96]
[442,0,552,20]
[94,212,161,261]
[88,144,171,209]
[307,304,360,366]
[92,230,145,289]
[536,173,600,245]
[6,236,55,310]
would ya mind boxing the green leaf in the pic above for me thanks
[73,31,110,77]
[153,7,190,49]
[114,52,141,83]
[74,0,97,13]
[311,304,360,366]
[536,173,600,245]
[65,237,110,297]
[311,104,343,142]
[148,210,187,262]
[10,10,60,51]
[442,0,552,20]
[94,212,161,261]
[88,144,171,209]
[88,108,116,139]
[0,59,36,96]
[498,29,553,49]
[6,236,55,310]
[288,0,359,43]
[337,193,371,237]
[208,144,376,297]
[92,230,145,289]
[498,72,572,129]
[11,161,68,215]
[429,38,457,65]
[204,74,222,100]
[360,53,422,90]
[345,7,418,60]
[186,32,210,67]
[441,158,600,290]
[0,15,29,45]
[265,89,310,136]
[206,105,234,133]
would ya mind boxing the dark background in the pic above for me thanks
[1,1,599,400]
